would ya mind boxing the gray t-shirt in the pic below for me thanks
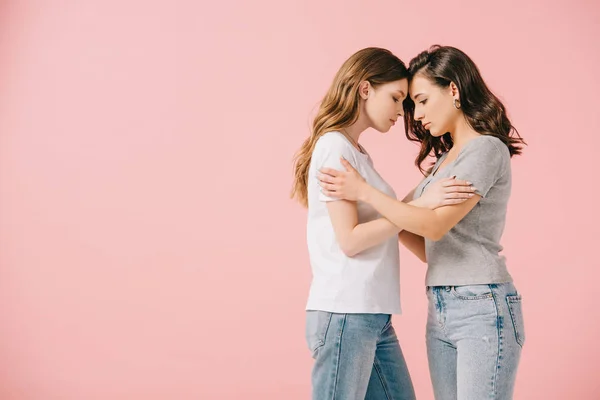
[414,135,513,286]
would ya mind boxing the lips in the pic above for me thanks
[390,119,396,125]
[423,122,431,130]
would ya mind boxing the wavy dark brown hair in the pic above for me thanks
[291,48,409,207]
[403,45,526,174]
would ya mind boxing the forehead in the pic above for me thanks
[381,79,408,94]
[409,75,435,98]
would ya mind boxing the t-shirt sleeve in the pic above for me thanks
[312,134,359,202]
[450,137,509,198]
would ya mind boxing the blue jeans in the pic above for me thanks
[426,283,525,400]
[305,311,416,400]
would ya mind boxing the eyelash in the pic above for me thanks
[393,97,399,103]
[419,100,427,105]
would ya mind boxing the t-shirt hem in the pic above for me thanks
[425,275,513,287]
[306,301,402,315]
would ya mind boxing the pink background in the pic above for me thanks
[0,1,598,399]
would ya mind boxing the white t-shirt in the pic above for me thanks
[305,131,402,314]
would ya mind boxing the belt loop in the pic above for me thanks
[445,286,451,292]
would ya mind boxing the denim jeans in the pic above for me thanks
[426,283,525,400]
[305,311,416,400]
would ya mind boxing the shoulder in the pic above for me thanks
[465,135,510,162]
[476,135,509,153]
[315,131,350,149]
[314,131,355,156]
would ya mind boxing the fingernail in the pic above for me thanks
[467,181,472,185]
[469,193,474,197]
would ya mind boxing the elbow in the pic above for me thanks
[340,243,359,258]
[417,211,450,241]
[423,226,447,242]
[338,237,360,258]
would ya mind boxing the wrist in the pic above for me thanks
[409,197,423,208]
[358,181,373,203]
[412,195,435,209]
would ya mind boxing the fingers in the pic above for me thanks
[321,189,340,198]
[444,192,474,199]
[441,177,473,187]
[446,185,477,194]
[317,173,335,184]
[442,198,468,205]
[340,157,356,172]
[319,181,341,198]
[319,167,340,177]
[441,176,477,193]
[319,181,339,193]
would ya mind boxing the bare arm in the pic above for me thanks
[398,186,426,262]
[361,185,480,241]
[398,230,427,262]
[326,186,439,259]
[326,200,399,257]
[318,165,475,259]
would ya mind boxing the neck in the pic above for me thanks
[449,115,480,150]
[343,118,369,149]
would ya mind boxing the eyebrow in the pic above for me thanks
[413,93,425,100]
[394,90,406,98]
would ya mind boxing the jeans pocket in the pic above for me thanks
[451,284,493,300]
[507,295,526,347]
[305,311,333,359]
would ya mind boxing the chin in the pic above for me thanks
[375,125,391,133]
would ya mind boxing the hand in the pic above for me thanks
[317,157,367,201]
[419,177,477,209]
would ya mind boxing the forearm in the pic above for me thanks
[342,218,400,257]
[361,185,442,240]
[398,231,426,262]
[398,192,427,261]
[401,188,416,203]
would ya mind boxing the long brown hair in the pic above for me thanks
[291,48,409,207]
[403,45,526,174]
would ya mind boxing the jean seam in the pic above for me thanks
[380,315,392,334]
[507,296,524,348]
[311,312,334,358]
[373,356,392,400]
[490,287,503,399]
[436,289,450,338]
[450,285,494,301]
[330,314,347,400]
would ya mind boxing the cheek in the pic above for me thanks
[431,98,448,121]
[385,99,398,116]
[368,98,389,120]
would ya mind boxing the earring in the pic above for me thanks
[453,99,461,109]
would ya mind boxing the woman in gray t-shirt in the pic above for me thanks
[317,46,527,399]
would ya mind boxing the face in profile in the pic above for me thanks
[364,79,408,133]
[409,74,461,137]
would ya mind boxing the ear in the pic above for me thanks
[449,81,460,100]
[358,81,371,100]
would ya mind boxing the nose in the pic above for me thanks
[414,109,424,121]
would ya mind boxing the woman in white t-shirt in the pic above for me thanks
[291,47,475,400]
